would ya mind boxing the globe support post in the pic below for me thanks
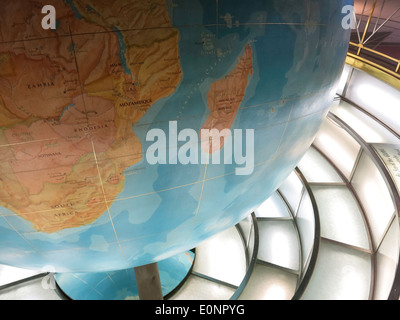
[134,262,163,300]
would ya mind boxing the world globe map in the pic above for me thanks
[0,0,350,274]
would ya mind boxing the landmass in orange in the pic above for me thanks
[201,44,253,154]
[0,0,182,233]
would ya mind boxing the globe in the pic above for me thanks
[0,0,350,274]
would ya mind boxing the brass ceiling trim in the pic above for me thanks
[346,54,400,91]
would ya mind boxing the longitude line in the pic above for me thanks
[185,157,209,244]
[68,25,90,125]
[274,106,294,155]
[91,140,128,262]
[70,273,105,298]
[0,215,43,255]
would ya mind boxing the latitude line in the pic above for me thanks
[130,82,333,129]
[1,107,326,243]
[0,22,328,45]
[0,108,326,219]
[0,139,281,219]
[113,180,203,203]
[12,145,292,253]
[0,138,56,149]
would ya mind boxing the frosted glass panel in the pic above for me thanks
[279,171,304,215]
[300,239,371,300]
[336,64,352,95]
[351,152,395,249]
[0,265,40,286]
[170,275,235,300]
[247,224,255,264]
[258,220,299,271]
[330,100,400,144]
[237,215,252,250]
[313,117,361,180]
[255,192,291,219]
[374,217,400,300]
[345,68,400,137]
[0,276,61,300]
[298,147,343,183]
[238,263,297,300]
[193,227,246,287]
[295,191,315,272]
[311,185,369,250]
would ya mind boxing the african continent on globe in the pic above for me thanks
[0,0,350,272]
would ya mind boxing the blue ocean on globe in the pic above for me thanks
[0,0,351,275]
[55,251,195,299]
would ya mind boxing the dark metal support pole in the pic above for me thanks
[134,262,163,300]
